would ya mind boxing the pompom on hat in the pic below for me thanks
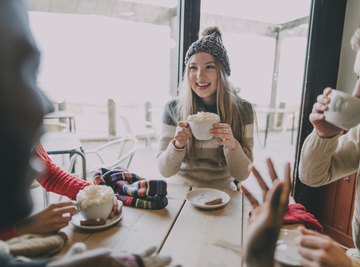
[184,26,231,76]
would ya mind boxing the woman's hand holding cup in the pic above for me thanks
[173,121,192,149]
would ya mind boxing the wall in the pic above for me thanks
[337,0,360,93]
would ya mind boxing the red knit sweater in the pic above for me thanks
[35,145,90,199]
[0,145,90,240]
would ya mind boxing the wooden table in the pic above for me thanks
[57,184,291,267]
[161,187,244,267]
[58,184,191,257]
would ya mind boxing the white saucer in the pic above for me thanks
[275,229,301,266]
[185,188,230,210]
[71,211,122,231]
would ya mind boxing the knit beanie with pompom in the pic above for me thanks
[184,26,231,76]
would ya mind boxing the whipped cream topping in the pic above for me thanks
[187,111,220,122]
[76,185,114,209]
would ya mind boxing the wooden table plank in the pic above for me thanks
[160,189,244,267]
[58,183,189,256]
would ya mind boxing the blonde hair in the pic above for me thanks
[177,56,254,163]
[351,28,360,51]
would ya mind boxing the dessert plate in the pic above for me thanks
[71,211,122,230]
[275,228,301,266]
[185,188,230,210]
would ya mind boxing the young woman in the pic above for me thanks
[157,26,254,190]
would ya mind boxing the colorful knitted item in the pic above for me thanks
[93,167,168,210]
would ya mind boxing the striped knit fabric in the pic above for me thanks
[93,167,168,210]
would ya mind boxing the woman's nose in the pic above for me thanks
[196,68,204,78]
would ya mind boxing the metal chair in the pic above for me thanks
[69,135,138,179]
[118,115,157,149]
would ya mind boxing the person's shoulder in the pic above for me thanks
[236,97,254,112]
[234,97,254,123]
[162,97,180,125]
[164,98,179,109]
[163,98,180,114]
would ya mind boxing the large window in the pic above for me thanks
[28,0,179,139]
[200,0,311,172]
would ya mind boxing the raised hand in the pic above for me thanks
[240,159,291,267]
[309,87,343,138]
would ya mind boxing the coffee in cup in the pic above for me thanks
[76,185,114,220]
[324,90,360,130]
[187,112,220,140]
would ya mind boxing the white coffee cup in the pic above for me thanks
[187,112,220,140]
[324,90,360,130]
[76,185,114,220]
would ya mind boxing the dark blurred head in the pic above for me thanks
[0,0,53,228]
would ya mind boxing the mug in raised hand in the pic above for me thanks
[324,90,360,130]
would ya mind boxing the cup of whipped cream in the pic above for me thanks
[76,185,114,220]
[187,112,220,140]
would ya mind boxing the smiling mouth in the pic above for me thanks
[196,82,211,89]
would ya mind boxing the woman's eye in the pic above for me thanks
[206,65,215,69]
[189,66,197,70]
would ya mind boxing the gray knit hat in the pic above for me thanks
[184,26,231,76]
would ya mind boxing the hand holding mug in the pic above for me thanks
[173,121,192,149]
[309,87,344,137]
[210,123,236,150]
[16,201,77,235]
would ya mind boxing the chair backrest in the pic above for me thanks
[118,115,134,135]
[69,136,138,179]
[118,114,157,149]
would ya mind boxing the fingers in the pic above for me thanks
[266,158,278,182]
[210,123,233,140]
[46,202,77,227]
[323,87,332,96]
[311,88,332,116]
[49,201,76,209]
[281,162,291,205]
[266,181,283,216]
[109,199,122,219]
[177,121,188,127]
[298,226,323,237]
[174,121,192,146]
[240,184,259,209]
[251,166,269,200]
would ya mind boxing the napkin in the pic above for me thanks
[93,167,168,210]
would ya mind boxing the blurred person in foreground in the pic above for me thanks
[0,1,171,266]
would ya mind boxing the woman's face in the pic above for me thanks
[188,52,218,104]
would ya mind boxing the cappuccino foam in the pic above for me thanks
[187,112,220,122]
[76,185,114,209]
